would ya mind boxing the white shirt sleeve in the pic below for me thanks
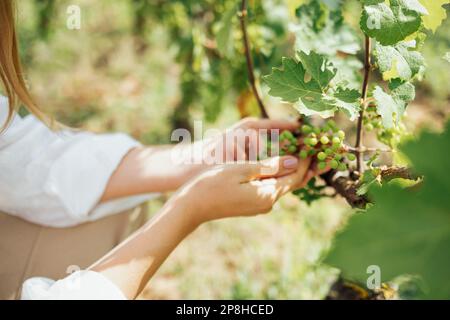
[0,96,157,227]
[21,270,126,300]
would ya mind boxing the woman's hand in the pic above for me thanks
[202,117,298,163]
[101,117,299,201]
[92,154,325,299]
[171,155,322,225]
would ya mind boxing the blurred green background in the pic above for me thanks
[15,0,449,299]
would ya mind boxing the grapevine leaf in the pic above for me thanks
[297,51,337,90]
[331,56,363,90]
[401,0,428,15]
[263,57,323,103]
[389,79,416,103]
[374,42,425,81]
[332,87,361,120]
[420,0,450,32]
[373,86,406,128]
[356,168,382,196]
[360,0,425,45]
[265,53,361,119]
[325,124,450,299]
[293,1,360,56]
[294,100,336,118]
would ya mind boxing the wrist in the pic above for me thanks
[167,188,206,228]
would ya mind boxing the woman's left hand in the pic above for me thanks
[201,117,298,164]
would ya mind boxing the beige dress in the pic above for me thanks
[0,206,147,300]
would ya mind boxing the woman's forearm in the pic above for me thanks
[89,192,201,299]
[101,145,204,201]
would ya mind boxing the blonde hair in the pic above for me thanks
[0,0,47,129]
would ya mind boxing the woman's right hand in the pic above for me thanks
[171,155,324,225]
[91,155,326,299]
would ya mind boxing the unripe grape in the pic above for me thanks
[303,137,310,146]
[332,136,341,145]
[347,153,356,161]
[320,135,330,145]
[325,148,333,156]
[287,145,297,153]
[331,143,340,151]
[313,127,321,135]
[280,150,286,156]
[308,149,317,156]
[301,125,312,134]
[283,130,295,141]
[308,137,318,146]
[299,150,308,159]
[338,163,347,171]
[366,123,374,131]
[330,159,339,169]
[317,151,327,161]
[318,161,327,170]
[337,130,345,139]
[334,154,343,161]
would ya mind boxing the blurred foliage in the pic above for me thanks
[326,122,450,299]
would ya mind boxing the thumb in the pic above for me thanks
[272,157,313,197]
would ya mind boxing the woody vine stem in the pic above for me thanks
[355,36,372,173]
[239,0,269,119]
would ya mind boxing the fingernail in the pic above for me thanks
[283,157,298,169]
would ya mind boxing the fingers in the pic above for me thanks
[272,157,313,197]
[238,156,300,181]
[238,157,312,214]
[298,160,331,187]
[239,118,299,131]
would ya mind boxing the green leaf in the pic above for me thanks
[374,42,425,81]
[264,57,323,103]
[293,1,360,56]
[297,51,337,90]
[264,53,361,119]
[332,87,361,120]
[389,79,416,103]
[325,124,450,299]
[357,168,381,196]
[360,0,424,45]
[420,0,450,32]
[373,86,406,128]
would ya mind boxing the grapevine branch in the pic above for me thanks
[322,167,418,209]
[237,5,416,208]
[238,0,269,119]
[355,36,372,172]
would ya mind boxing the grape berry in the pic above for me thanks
[277,120,355,172]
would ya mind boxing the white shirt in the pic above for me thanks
[0,96,155,299]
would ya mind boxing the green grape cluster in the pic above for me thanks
[363,103,408,148]
[363,104,383,132]
[278,120,356,172]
